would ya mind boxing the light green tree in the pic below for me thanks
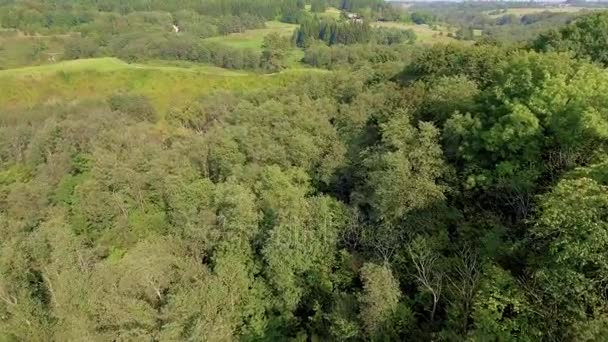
[359,263,401,338]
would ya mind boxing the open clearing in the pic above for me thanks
[321,7,342,19]
[202,21,303,67]
[203,21,298,50]
[372,21,461,44]
[304,5,341,18]
[0,57,323,111]
[0,57,249,77]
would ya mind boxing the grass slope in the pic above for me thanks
[203,21,304,67]
[0,58,318,112]
[0,57,249,77]
[203,21,298,50]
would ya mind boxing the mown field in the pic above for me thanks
[0,57,324,112]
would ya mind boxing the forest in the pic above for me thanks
[3,0,608,341]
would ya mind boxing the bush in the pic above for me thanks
[63,37,99,60]
[108,93,156,122]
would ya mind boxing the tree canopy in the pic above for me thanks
[3,1,608,340]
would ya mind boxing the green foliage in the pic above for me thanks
[469,264,540,341]
[533,11,608,66]
[294,17,364,47]
[403,43,506,86]
[529,169,608,336]
[4,2,608,341]
[303,42,413,69]
[359,263,402,338]
[365,117,446,222]
[411,11,435,25]
[63,37,98,60]
[107,93,156,122]
[311,0,327,13]
[260,32,291,72]
[331,0,385,12]
[419,75,479,124]
[372,27,416,45]
[438,51,608,219]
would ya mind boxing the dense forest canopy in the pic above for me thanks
[3,0,608,341]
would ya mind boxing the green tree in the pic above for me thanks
[107,93,156,122]
[260,32,290,72]
[529,169,608,337]
[469,264,540,341]
[311,0,327,13]
[359,263,401,339]
[444,51,608,218]
[533,12,608,66]
[365,116,446,222]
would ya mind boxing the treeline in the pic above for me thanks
[294,17,416,47]
[0,2,289,71]
[1,0,296,19]
[65,34,270,70]
[329,0,385,12]
[533,11,608,66]
[0,4,267,36]
[474,10,578,42]
[302,42,413,69]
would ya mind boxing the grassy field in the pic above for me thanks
[203,21,304,67]
[0,57,249,77]
[321,7,342,19]
[372,22,461,44]
[485,6,602,18]
[304,5,342,18]
[0,58,320,112]
[203,21,298,50]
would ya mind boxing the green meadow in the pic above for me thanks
[0,57,322,112]
[203,21,298,50]
[203,21,305,68]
